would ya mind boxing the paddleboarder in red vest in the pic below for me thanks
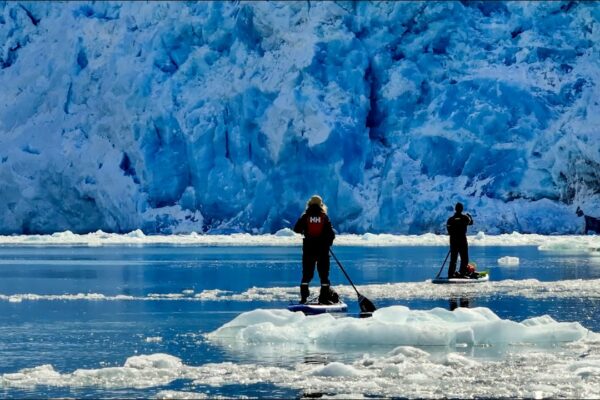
[293,195,336,304]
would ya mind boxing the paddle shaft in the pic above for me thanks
[435,249,451,278]
[329,249,360,296]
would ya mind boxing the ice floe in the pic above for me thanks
[207,306,591,348]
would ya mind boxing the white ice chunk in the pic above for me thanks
[309,362,369,377]
[498,256,520,265]
[274,228,297,237]
[208,306,589,349]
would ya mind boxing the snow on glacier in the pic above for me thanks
[0,2,599,234]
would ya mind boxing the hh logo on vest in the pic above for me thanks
[307,215,324,237]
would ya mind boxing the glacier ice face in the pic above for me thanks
[0,1,599,234]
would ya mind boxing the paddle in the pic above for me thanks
[435,250,451,279]
[329,249,376,314]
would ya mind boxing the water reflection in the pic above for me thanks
[449,296,470,311]
[303,354,331,365]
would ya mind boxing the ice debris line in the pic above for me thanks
[6,277,600,303]
[4,348,600,399]
[0,230,599,249]
[0,2,599,235]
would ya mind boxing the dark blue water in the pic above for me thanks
[0,245,599,398]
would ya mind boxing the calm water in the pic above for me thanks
[1,245,599,398]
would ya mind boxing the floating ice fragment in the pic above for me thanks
[498,256,520,265]
[361,233,377,241]
[208,306,589,350]
[126,229,146,238]
[274,228,296,237]
[124,353,182,370]
[310,362,369,377]
[156,390,208,399]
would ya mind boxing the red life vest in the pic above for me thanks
[306,213,325,238]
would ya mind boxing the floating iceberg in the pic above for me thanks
[207,305,590,348]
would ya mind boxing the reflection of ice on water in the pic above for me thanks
[538,240,600,256]
[588,246,600,256]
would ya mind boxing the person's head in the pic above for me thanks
[455,202,464,213]
[306,194,327,213]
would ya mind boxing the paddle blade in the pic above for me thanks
[358,294,376,313]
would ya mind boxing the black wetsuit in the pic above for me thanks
[446,212,473,278]
[293,204,335,302]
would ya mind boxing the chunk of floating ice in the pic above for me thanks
[498,256,520,265]
[361,233,377,241]
[0,354,184,389]
[273,228,296,237]
[4,344,600,398]
[126,229,146,238]
[144,336,163,343]
[309,362,370,377]
[156,391,208,399]
[207,305,589,348]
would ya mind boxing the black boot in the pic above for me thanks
[319,284,332,305]
[300,283,309,304]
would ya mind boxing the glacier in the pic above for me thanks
[0,1,599,234]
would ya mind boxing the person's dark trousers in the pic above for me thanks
[300,244,330,302]
[448,241,469,277]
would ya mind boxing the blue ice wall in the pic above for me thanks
[0,1,598,234]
